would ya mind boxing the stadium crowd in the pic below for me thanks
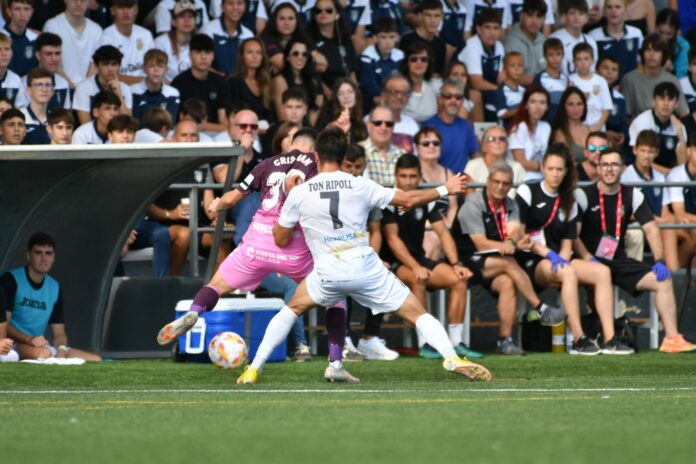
[2,0,696,363]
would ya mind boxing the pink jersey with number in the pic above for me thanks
[236,150,317,253]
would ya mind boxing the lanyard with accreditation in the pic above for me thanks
[487,198,507,241]
[596,185,622,260]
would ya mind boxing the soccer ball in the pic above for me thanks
[208,332,247,369]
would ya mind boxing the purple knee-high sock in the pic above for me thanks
[325,306,346,362]
[189,285,220,314]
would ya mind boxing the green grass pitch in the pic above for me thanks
[2,353,696,464]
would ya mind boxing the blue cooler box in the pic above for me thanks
[175,297,287,363]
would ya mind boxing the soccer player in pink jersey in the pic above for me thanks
[157,128,358,382]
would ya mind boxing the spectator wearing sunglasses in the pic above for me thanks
[576,131,608,182]
[422,79,478,173]
[399,0,447,76]
[212,108,263,245]
[464,125,526,198]
[400,42,442,123]
[359,105,407,186]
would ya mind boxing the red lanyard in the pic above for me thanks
[543,196,561,228]
[487,198,507,240]
[598,186,622,240]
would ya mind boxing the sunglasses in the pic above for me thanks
[408,56,428,63]
[314,7,334,14]
[419,140,441,147]
[441,93,464,101]
[370,120,395,128]
[235,123,259,130]
[587,144,608,153]
[485,135,507,143]
[290,50,310,57]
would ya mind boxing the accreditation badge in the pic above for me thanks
[528,229,546,246]
[596,234,619,260]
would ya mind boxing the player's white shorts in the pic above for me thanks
[305,251,410,314]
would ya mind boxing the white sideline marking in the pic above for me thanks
[1,387,695,395]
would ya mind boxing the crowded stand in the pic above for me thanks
[3,0,696,365]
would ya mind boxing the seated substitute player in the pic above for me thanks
[380,154,482,360]
[450,161,566,356]
[574,148,696,353]
[237,127,492,384]
[0,233,102,361]
[516,144,630,355]
[157,129,357,382]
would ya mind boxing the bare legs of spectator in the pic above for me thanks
[636,273,679,338]
[570,260,616,341]
[169,224,189,276]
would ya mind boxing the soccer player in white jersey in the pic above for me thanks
[237,128,493,384]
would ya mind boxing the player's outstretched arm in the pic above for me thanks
[208,189,245,214]
[390,174,467,209]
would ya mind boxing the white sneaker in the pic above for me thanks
[357,337,399,361]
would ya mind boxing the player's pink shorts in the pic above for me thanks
[218,242,314,291]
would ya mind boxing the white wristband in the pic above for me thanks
[436,185,448,197]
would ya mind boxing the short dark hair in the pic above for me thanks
[27,67,54,86]
[93,45,123,65]
[596,55,619,68]
[111,0,137,7]
[372,17,398,35]
[414,127,441,145]
[543,37,564,55]
[572,42,594,59]
[47,108,74,126]
[635,130,660,150]
[0,108,25,124]
[476,7,502,26]
[653,81,680,100]
[345,144,366,163]
[640,33,669,66]
[28,232,55,252]
[35,32,61,51]
[395,153,421,173]
[107,114,138,134]
[142,107,172,132]
[598,147,625,164]
[292,127,318,143]
[180,98,208,123]
[315,127,347,164]
[561,0,589,15]
[416,0,443,14]
[8,0,33,7]
[190,33,215,52]
[91,90,122,112]
[282,88,308,105]
[522,0,548,16]
[586,130,607,145]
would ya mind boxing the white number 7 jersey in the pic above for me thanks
[278,170,395,274]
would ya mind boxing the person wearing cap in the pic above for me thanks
[171,33,229,133]
[97,0,155,85]
[72,45,133,125]
[42,0,102,87]
[155,0,210,35]
[154,0,197,82]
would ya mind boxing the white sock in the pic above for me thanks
[415,325,426,348]
[415,314,457,359]
[0,349,19,363]
[250,306,297,371]
[329,360,343,369]
[448,323,463,346]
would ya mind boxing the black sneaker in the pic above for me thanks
[601,336,635,355]
[569,336,601,356]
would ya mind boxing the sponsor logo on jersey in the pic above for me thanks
[536,202,546,208]
[19,297,47,310]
